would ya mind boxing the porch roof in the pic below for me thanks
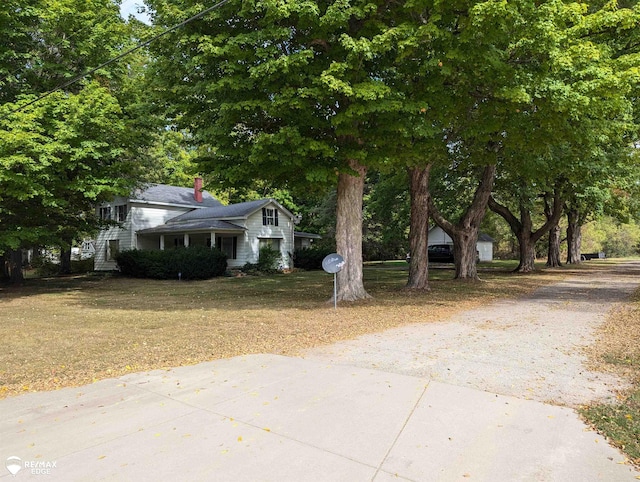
[137,220,245,235]
[294,231,322,239]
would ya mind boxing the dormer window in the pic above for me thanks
[99,206,111,220]
[115,204,127,222]
[262,207,278,226]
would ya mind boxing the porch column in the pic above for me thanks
[160,235,165,251]
[184,233,190,247]
[210,231,216,249]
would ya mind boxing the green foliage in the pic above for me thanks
[363,171,410,261]
[31,256,95,277]
[0,84,136,252]
[0,0,150,257]
[71,257,95,274]
[241,246,283,275]
[115,247,227,280]
[294,246,334,271]
[32,258,60,277]
[582,217,640,257]
[146,0,434,190]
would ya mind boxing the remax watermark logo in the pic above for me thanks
[5,456,21,476]
[5,456,57,476]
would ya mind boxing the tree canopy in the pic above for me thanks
[0,0,150,280]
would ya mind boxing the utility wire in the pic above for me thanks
[11,0,233,114]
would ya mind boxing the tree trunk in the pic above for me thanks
[430,164,496,281]
[335,159,371,302]
[0,252,9,281]
[546,222,562,267]
[515,231,537,272]
[489,189,563,274]
[452,231,480,279]
[566,208,582,264]
[545,195,562,268]
[514,204,536,273]
[6,249,24,283]
[405,165,431,290]
[59,247,72,275]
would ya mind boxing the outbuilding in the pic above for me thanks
[428,226,494,262]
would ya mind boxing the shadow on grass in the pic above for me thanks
[0,260,604,314]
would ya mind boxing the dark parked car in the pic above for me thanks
[428,244,455,263]
[406,245,455,264]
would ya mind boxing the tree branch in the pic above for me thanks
[428,194,456,238]
[488,195,522,234]
[532,189,563,244]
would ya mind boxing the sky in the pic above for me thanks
[119,0,151,24]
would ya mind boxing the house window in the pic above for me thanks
[216,236,237,259]
[99,206,111,220]
[115,204,127,222]
[259,238,281,251]
[107,240,119,260]
[262,208,278,226]
[173,237,185,248]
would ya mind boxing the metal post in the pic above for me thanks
[334,273,337,310]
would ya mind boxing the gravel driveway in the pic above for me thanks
[303,262,640,408]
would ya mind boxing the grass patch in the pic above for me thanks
[581,288,640,467]
[0,261,593,400]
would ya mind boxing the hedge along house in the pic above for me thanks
[94,178,298,271]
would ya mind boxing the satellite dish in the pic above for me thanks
[322,253,345,274]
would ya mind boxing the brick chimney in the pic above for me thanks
[194,177,203,203]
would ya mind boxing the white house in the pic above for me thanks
[428,225,494,262]
[95,179,299,271]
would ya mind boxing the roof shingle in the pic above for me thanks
[167,199,274,224]
[131,184,222,208]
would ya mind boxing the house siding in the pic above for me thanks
[95,202,193,271]
[476,242,493,262]
[94,195,296,272]
[240,204,294,269]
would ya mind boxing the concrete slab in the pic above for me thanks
[1,354,639,481]
[379,381,638,481]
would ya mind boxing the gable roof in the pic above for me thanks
[428,226,495,244]
[167,198,293,224]
[478,233,495,242]
[131,183,222,208]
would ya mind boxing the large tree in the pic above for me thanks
[489,185,564,272]
[0,83,136,256]
[146,0,428,301]
[490,1,639,271]
[0,0,147,280]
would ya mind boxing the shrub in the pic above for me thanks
[294,246,334,270]
[258,246,283,272]
[241,246,283,275]
[115,247,227,280]
[71,257,95,274]
[32,258,59,277]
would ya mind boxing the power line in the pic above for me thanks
[10,0,233,114]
